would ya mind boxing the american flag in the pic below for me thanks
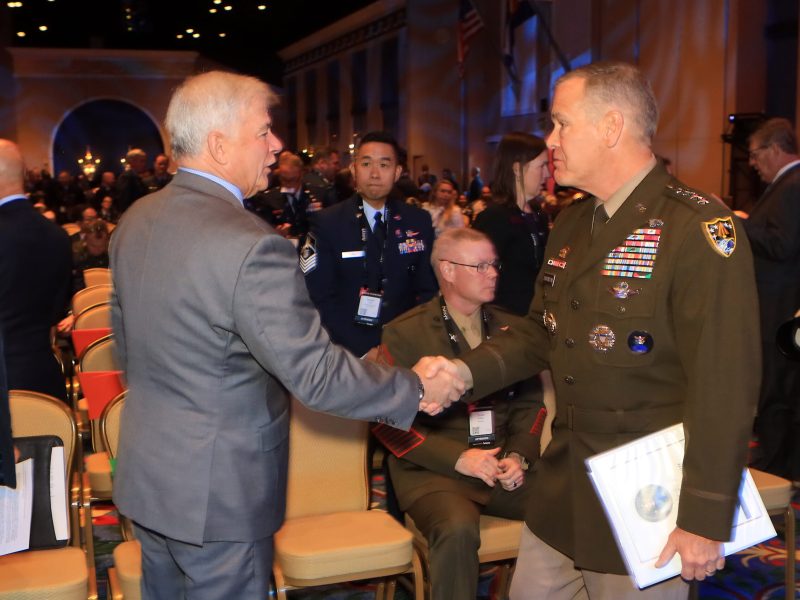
[457,0,485,76]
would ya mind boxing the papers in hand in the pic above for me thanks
[0,459,33,556]
[0,445,69,556]
[586,423,776,589]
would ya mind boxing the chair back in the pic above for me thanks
[9,390,77,478]
[83,268,112,287]
[79,334,118,371]
[72,283,113,316]
[101,392,127,459]
[62,223,80,236]
[74,302,112,330]
[285,397,369,520]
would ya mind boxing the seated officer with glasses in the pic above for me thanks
[372,228,546,600]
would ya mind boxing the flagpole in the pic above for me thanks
[460,69,468,193]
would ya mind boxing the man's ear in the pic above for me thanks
[439,260,456,285]
[207,131,227,164]
[602,110,624,148]
[394,165,402,182]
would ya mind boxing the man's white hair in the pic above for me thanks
[165,71,277,160]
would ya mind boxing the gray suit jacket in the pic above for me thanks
[111,170,418,545]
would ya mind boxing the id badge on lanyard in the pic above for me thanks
[468,406,496,447]
[355,287,383,326]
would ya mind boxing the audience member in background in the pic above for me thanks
[333,166,355,202]
[50,169,84,223]
[373,228,544,600]
[116,148,149,213]
[71,219,111,293]
[441,167,458,188]
[98,194,120,224]
[110,71,461,599]
[417,163,437,188]
[302,146,341,206]
[736,117,800,481]
[91,171,117,208]
[303,131,438,357]
[467,166,484,202]
[424,178,466,236]
[245,152,320,242]
[0,139,72,402]
[392,149,422,203]
[144,153,173,192]
[473,132,550,315]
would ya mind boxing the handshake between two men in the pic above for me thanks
[412,355,465,416]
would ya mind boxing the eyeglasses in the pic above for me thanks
[439,259,502,274]
[748,145,769,160]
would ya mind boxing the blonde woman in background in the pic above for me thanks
[424,178,466,236]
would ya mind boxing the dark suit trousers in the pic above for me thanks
[135,523,273,600]
[753,341,800,480]
[407,483,531,600]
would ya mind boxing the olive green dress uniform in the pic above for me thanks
[375,297,545,599]
[459,163,760,575]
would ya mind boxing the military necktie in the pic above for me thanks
[591,203,609,242]
[373,211,386,245]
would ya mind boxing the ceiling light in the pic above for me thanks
[16,31,25,37]
[176,34,184,39]
[223,5,232,10]
[209,7,216,12]
[192,33,200,38]
[219,32,226,37]
[38,25,47,31]
[213,0,221,3]
[258,4,266,9]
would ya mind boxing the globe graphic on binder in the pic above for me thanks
[634,484,673,522]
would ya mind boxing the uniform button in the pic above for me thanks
[565,338,576,348]
[564,375,575,385]
[617,305,626,314]
[570,299,580,310]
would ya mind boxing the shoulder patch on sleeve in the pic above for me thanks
[299,232,317,274]
[701,216,737,257]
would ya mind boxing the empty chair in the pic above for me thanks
[72,284,113,317]
[73,303,112,330]
[82,268,112,287]
[271,397,424,599]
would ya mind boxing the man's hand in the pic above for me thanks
[655,527,724,580]
[455,447,502,486]
[496,452,525,491]
[412,356,465,415]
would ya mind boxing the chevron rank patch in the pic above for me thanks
[299,232,317,274]
[701,216,736,257]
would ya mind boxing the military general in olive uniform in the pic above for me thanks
[374,228,545,600]
[451,63,760,599]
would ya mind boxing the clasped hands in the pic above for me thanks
[412,355,465,416]
[455,447,525,490]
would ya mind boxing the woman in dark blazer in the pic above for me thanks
[473,132,550,315]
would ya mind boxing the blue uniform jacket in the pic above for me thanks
[304,195,438,356]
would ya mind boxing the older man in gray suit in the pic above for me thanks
[110,70,463,600]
